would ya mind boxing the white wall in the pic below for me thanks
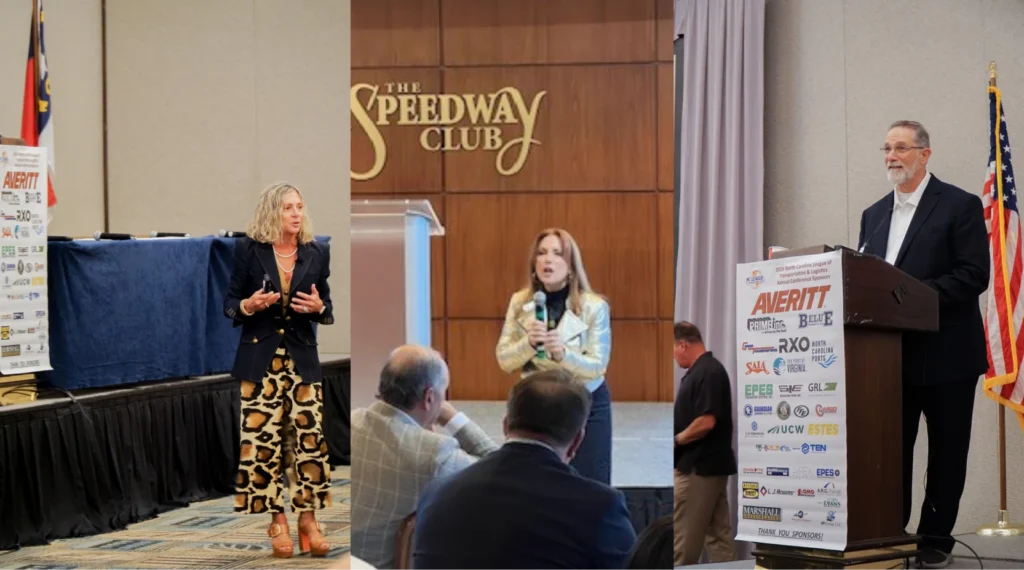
[766,0,1024,535]
[1,0,351,354]
[0,0,105,238]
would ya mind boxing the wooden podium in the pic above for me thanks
[750,245,938,568]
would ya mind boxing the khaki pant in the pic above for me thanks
[674,470,735,566]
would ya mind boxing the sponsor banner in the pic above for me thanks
[735,251,847,550]
[0,145,50,374]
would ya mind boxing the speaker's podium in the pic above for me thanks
[350,199,444,412]
[735,245,937,569]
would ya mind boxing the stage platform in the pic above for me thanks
[0,356,349,552]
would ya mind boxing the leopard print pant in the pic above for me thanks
[234,346,332,514]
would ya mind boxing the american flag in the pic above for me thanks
[982,84,1024,430]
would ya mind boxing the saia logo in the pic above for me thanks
[746,361,769,375]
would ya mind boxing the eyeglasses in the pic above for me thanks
[880,145,925,155]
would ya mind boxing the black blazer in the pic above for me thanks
[858,174,990,386]
[224,237,334,384]
[411,442,637,569]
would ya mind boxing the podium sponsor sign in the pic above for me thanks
[0,145,51,374]
[735,251,847,550]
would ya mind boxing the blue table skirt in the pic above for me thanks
[37,236,329,391]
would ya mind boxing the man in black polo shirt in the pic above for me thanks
[672,321,736,566]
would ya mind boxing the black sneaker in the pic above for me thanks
[916,549,952,569]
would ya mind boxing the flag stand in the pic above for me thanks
[977,60,1023,539]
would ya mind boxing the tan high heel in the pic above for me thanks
[268,522,294,558]
[298,519,330,557]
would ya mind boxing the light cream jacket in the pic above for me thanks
[495,289,611,391]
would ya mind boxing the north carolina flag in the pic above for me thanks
[20,0,57,221]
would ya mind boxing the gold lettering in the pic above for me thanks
[419,127,442,151]
[350,83,546,180]
[350,83,387,181]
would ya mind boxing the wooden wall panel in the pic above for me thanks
[656,0,675,62]
[351,0,440,68]
[445,193,657,319]
[351,68,444,194]
[605,321,660,401]
[446,319,506,400]
[353,0,674,402]
[442,65,657,192]
[658,192,675,320]
[658,63,675,191]
[432,319,447,359]
[441,0,656,66]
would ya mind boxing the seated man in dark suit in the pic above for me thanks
[411,368,637,569]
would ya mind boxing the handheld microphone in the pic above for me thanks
[150,231,190,238]
[533,290,547,359]
[219,229,247,238]
[93,231,134,240]
[858,206,892,254]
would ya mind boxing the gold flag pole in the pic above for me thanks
[978,60,1022,538]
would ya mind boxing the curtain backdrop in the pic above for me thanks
[673,0,765,560]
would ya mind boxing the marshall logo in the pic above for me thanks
[351,81,546,180]
[751,285,832,315]
[742,506,782,522]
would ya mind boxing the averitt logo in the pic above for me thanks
[799,311,833,327]
[745,384,774,399]
[750,285,831,315]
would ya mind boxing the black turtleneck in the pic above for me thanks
[544,285,569,329]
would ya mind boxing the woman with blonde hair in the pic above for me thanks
[495,227,613,484]
[224,182,334,558]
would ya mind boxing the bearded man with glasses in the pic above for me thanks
[857,120,990,569]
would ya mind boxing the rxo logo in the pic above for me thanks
[779,336,810,353]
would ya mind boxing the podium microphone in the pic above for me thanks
[150,231,190,238]
[219,229,247,238]
[533,290,547,359]
[93,231,134,240]
[858,206,892,254]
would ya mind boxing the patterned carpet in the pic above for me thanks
[0,467,350,569]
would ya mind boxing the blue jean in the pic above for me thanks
[569,382,612,485]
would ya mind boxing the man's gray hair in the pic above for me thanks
[889,120,930,149]
[376,346,447,410]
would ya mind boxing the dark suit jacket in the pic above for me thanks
[223,237,334,384]
[411,442,637,569]
[858,174,990,386]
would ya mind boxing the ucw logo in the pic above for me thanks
[767,425,804,434]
